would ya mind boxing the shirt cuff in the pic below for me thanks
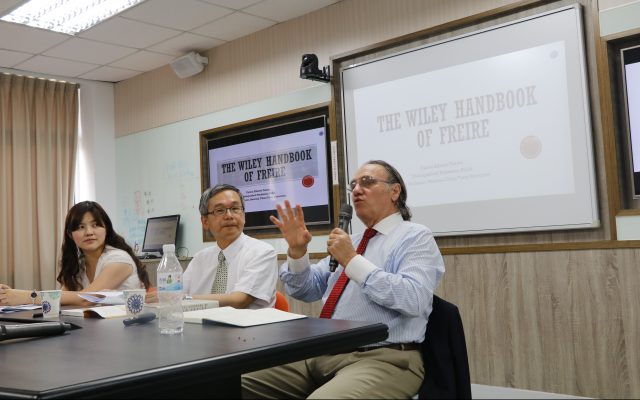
[287,252,310,273]
[344,254,377,284]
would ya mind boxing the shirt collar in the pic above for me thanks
[218,233,245,261]
[371,212,403,236]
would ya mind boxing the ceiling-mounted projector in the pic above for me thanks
[170,51,208,79]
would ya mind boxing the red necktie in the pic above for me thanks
[319,228,377,318]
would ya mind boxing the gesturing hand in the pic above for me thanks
[270,200,312,259]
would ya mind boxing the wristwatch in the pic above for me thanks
[30,290,38,305]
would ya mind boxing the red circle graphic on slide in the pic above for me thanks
[302,175,315,188]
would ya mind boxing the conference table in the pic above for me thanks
[0,311,388,399]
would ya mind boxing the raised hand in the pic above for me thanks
[270,200,312,259]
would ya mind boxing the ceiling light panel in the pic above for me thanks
[1,0,147,35]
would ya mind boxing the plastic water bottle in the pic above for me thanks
[157,244,184,334]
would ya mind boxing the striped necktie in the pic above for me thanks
[319,228,377,318]
[211,251,228,294]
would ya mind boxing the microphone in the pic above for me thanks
[0,322,72,341]
[329,204,353,272]
[123,312,157,326]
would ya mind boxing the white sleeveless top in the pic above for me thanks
[79,245,143,290]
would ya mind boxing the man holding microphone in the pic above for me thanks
[242,160,445,398]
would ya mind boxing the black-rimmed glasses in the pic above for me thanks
[206,206,244,217]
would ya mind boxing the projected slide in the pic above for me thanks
[353,41,573,207]
[209,127,329,213]
[342,6,599,236]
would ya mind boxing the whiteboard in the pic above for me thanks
[341,5,599,236]
[115,85,332,256]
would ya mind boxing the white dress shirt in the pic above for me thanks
[280,213,445,344]
[183,233,277,309]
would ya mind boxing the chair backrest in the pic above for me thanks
[418,295,472,399]
[274,291,290,312]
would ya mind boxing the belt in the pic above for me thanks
[331,343,421,355]
[356,343,421,352]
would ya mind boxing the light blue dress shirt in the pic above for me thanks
[280,213,445,345]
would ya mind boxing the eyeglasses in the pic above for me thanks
[206,206,244,217]
[347,175,394,192]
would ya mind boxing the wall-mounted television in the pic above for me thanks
[200,105,334,237]
[620,44,640,198]
[141,214,180,256]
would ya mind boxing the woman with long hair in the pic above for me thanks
[0,201,150,306]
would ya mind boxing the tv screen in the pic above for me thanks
[621,44,640,198]
[201,107,333,232]
[141,215,180,254]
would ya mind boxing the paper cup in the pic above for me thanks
[123,289,146,317]
[39,290,62,318]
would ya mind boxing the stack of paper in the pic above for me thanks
[143,299,219,316]
[183,306,307,327]
[0,305,41,313]
[61,305,127,319]
[77,291,124,305]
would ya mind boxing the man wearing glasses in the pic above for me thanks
[243,160,445,398]
[182,184,277,309]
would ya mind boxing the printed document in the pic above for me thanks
[77,291,124,305]
[184,306,306,327]
[61,305,127,319]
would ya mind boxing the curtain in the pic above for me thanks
[0,73,79,290]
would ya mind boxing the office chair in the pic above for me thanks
[274,291,290,312]
[418,295,472,399]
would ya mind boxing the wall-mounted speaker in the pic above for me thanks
[169,51,208,79]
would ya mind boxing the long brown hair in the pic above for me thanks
[57,201,150,290]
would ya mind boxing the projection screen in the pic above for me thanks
[341,5,599,236]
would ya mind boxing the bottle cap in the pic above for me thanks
[162,244,175,253]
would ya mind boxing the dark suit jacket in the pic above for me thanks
[418,295,472,399]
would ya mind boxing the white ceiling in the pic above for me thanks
[0,0,339,82]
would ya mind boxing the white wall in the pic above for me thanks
[599,0,640,36]
[76,79,117,215]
